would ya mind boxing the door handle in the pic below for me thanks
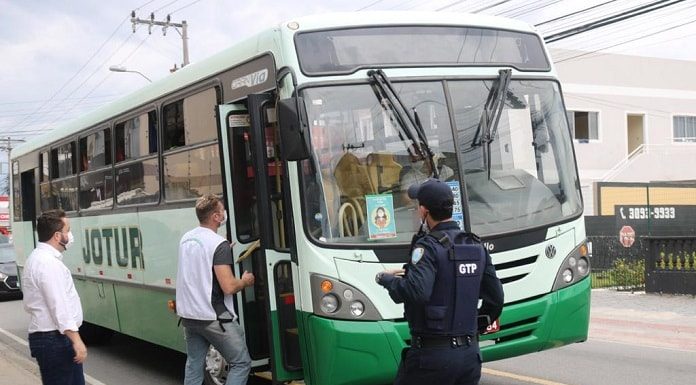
[237,239,261,263]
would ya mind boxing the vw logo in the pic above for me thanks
[545,244,557,259]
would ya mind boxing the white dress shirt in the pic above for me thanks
[22,243,83,334]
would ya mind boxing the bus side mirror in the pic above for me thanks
[278,97,310,161]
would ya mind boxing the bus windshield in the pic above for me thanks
[300,79,582,244]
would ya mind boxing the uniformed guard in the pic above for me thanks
[376,178,504,385]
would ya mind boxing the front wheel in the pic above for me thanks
[204,346,228,385]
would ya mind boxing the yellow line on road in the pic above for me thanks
[483,368,571,385]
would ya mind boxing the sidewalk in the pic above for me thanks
[0,341,40,385]
[590,289,696,351]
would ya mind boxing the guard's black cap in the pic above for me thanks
[407,178,454,211]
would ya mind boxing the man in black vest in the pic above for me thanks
[376,178,504,385]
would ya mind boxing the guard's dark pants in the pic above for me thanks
[394,343,481,385]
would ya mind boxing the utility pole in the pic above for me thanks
[131,11,190,68]
[0,137,25,194]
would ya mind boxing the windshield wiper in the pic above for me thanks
[368,69,439,179]
[472,69,512,180]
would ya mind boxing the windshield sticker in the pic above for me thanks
[447,181,464,229]
[228,114,250,128]
[366,194,397,240]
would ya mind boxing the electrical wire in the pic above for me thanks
[357,0,386,11]
[545,0,687,43]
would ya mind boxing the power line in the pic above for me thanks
[9,16,129,131]
[550,1,696,61]
[545,0,687,43]
[153,0,182,13]
[170,0,204,15]
[357,0,387,11]
[556,16,696,63]
[536,0,619,27]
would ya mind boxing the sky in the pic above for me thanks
[1,0,695,144]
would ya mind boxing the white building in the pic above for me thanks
[551,49,696,215]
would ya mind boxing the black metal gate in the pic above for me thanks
[646,237,696,295]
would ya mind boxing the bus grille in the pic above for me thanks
[494,255,538,284]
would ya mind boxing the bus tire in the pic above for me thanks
[79,322,114,345]
[203,346,228,385]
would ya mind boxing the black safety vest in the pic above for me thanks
[407,229,486,337]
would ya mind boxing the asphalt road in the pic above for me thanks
[1,289,695,385]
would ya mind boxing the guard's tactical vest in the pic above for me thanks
[407,229,486,337]
[175,226,237,321]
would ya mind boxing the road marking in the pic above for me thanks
[0,326,109,385]
[483,368,571,385]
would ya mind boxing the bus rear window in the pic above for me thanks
[295,26,549,75]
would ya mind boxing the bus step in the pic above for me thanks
[253,371,304,384]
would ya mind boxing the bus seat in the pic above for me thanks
[320,171,341,231]
[338,202,359,237]
[333,152,375,200]
[366,153,402,194]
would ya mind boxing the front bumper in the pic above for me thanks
[300,276,590,384]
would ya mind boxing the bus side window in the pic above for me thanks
[162,88,222,201]
[78,128,113,210]
[49,142,78,212]
[114,110,160,206]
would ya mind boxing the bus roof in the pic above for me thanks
[12,11,538,159]
[285,11,537,34]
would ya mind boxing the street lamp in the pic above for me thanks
[108,65,152,83]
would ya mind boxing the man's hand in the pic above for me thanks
[65,331,87,364]
[376,269,404,286]
[241,271,255,287]
[72,338,87,363]
[385,268,405,277]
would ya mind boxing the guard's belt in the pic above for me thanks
[412,335,473,349]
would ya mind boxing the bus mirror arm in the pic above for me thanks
[237,239,261,264]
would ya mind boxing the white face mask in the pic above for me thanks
[220,210,227,224]
[61,231,75,250]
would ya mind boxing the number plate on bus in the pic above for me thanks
[483,318,500,334]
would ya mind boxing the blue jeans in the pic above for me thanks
[183,319,251,385]
[28,331,85,385]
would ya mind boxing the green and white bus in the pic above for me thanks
[11,12,590,385]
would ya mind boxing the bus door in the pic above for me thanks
[217,94,303,383]
[13,164,38,260]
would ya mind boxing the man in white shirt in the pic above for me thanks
[176,194,255,385]
[22,209,87,385]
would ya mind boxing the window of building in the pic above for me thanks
[673,115,696,142]
[79,128,112,172]
[162,88,217,151]
[566,111,599,141]
[115,111,157,162]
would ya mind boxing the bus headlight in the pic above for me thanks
[349,301,365,317]
[552,240,591,291]
[578,257,589,276]
[310,274,382,320]
[320,294,339,313]
[562,269,573,283]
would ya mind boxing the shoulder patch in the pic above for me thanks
[411,247,425,265]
